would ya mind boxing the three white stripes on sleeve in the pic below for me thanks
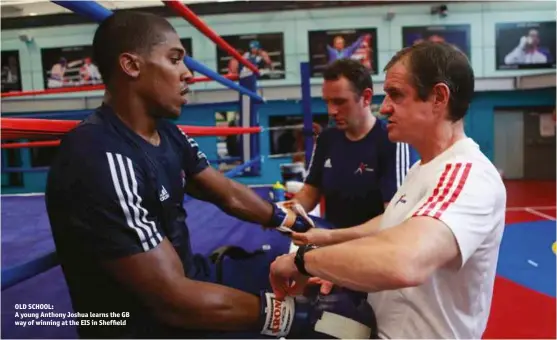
[396,143,411,188]
[106,152,162,252]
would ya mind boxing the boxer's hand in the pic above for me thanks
[268,201,315,234]
[308,277,334,295]
[259,288,377,338]
[291,228,334,246]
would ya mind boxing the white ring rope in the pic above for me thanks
[264,124,306,132]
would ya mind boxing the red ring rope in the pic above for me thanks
[1,140,61,149]
[0,117,261,148]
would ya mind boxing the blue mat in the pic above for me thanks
[496,220,556,297]
[1,188,292,339]
[1,195,57,268]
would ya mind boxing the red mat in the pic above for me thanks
[483,276,556,339]
[483,180,556,338]
[504,180,556,208]
[506,209,556,224]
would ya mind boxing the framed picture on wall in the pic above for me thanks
[180,37,195,75]
[1,50,22,93]
[181,37,193,56]
[268,114,329,158]
[308,28,378,78]
[495,21,556,70]
[216,32,286,80]
[40,45,102,89]
[402,24,471,59]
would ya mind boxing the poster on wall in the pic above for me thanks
[181,38,193,58]
[1,50,22,93]
[402,24,471,59]
[216,32,286,80]
[180,37,195,75]
[495,21,556,70]
[40,45,102,89]
[308,28,378,78]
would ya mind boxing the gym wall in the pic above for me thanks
[1,1,555,190]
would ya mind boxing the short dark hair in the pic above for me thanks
[92,11,177,85]
[384,41,475,122]
[323,59,373,98]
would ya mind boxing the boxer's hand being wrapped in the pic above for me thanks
[268,201,315,234]
[259,287,377,339]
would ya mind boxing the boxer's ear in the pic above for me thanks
[119,52,141,79]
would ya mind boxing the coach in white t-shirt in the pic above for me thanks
[269,41,507,339]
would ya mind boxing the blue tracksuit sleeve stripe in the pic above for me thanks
[396,143,420,188]
[396,142,409,188]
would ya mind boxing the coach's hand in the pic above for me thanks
[291,227,334,246]
[308,277,334,295]
[269,253,309,300]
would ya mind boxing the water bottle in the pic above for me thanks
[271,181,286,202]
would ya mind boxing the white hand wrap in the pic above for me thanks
[274,201,315,234]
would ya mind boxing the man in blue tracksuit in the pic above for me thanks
[293,59,419,229]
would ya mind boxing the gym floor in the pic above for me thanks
[483,180,556,339]
[1,181,555,339]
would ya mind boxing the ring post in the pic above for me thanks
[238,71,261,176]
[300,62,313,169]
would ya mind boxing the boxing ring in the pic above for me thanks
[0,1,319,338]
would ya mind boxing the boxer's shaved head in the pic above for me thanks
[93,11,191,118]
[93,11,179,85]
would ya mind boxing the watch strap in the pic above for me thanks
[295,244,318,276]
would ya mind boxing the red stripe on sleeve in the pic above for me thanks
[432,163,473,219]
[420,163,463,216]
[413,163,454,217]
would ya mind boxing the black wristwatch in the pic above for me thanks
[294,244,318,276]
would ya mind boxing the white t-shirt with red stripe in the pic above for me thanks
[368,137,506,339]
